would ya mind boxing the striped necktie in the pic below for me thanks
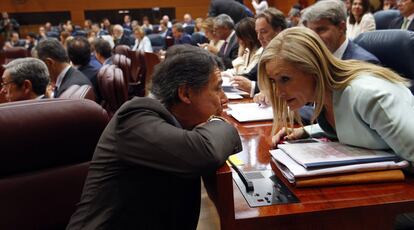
[401,18,409,30]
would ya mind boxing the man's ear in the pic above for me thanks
[338,21,347,34]
[177,84,192,104]
[22,80,33,95]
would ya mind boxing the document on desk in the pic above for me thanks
[277,142,400,168]
[270,149,409,184]
[227,103,273,122]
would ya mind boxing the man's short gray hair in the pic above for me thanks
[151,45,219,108]
[4,57,50,95]
[301,0,347,26]
[213,14,235,29]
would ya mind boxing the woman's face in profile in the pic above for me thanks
[265,58,316,110]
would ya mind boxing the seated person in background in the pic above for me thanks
[260,26,414,163]
[93,38,113,65]
[389,0,414,31]
[66,45,242,229]
[183,13,195,27]
[198,17,224,55]
[172,23,192,45]
[36,38,91,98]
[222,17,261,87]
[25,32,37,54]
[194,17,204,32]
[383,0,398,10]
[1,57,49,101]
[213,14,239,69]
[141,16,153,32]
[67,36,101,102]
[132,26,153,52]
[112,24,133,47]
[346,0,376,40]
[3,31,25,49]
[302,0,379,63]
[251,0,269,15]
[232,7,287,96]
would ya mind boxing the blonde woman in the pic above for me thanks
[258,27,414,164]
[132,26,153,53]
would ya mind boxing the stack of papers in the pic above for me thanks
[270,142,408,187]
[227,103,273,122]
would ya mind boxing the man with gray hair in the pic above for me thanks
[1,57,49,102]
[301,0,379,62]
[112,24,133,47]
[298,0,379,124]
[66,45,242,229]
[214,13,239,69]
[36,38,91,98]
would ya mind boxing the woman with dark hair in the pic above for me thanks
[227,17,261,76]
[346,0,375,39]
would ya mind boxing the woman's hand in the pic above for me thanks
[253,92,270,107]
[271,127,309,148]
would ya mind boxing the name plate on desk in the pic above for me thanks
[232,170,299,207]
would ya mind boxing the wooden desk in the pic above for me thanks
[204,100,414,230]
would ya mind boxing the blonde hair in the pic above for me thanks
[258,27,410,134]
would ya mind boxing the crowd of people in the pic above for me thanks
[1,0,414,229]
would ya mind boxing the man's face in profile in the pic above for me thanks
[187,67,227,125]
[306,19,345,53]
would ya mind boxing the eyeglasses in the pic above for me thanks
[0,80,14,88]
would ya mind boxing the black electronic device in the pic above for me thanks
[232,170,299,207]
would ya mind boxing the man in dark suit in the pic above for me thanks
[208,0,248,24]
[231,8,287,96]
[36,38,91,98]
[1,57,49,102]
[67,36,101,102]
[299,0,380,124]
[172,23,192,45]
[301,0,379,63]
[112,24,133,47]
[93,38,113,65]
[66,45,242,229]
[389,0,414,31]
[214,14,239,69]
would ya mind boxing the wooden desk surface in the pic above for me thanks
[204,99,414,230]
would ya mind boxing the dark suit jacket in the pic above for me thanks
[66,97,242,230]
[389,16,414,31]
[343,40,380,64]
[55,66,92,98]
[208,0,248,24]
[218,32,239,69]
[78,62,102,102]
[114,34,133,47]
[174,33,192,45]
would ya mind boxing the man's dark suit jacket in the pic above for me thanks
[78,62,102,102]
[389,16,414,31]
[208,0,248,24]
[174,33,192,45]
[114,34,133,47]
[55,66,92,98]
[66,97,242,230]
[218,32,239,69]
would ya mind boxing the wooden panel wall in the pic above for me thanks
[0,0,315,26]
